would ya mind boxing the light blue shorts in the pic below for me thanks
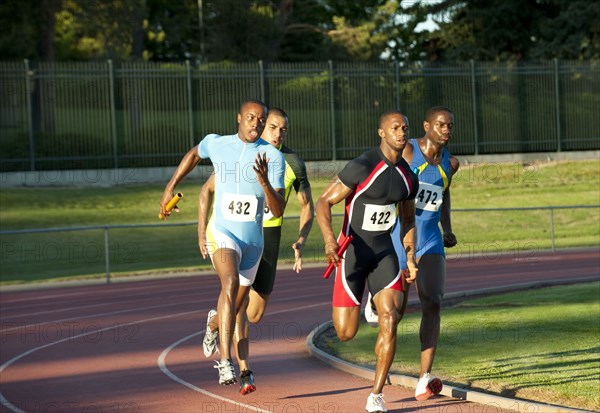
[206,221,263,286]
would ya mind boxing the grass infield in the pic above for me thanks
[0,159,598,283]
[325,282,600,411]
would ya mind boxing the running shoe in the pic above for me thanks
[214,359,236,385]
[203,309,219,358]
[364,292,378,327]
[239,369,256,395]
[365,392,387,412]
[415,372,443,401]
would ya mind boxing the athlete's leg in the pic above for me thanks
[372,288,404,394]
[332,306,361,341]
[246,289,269,323]
[234,285,252,372]
[247,226,281,323]
[212,248,241,363]
[416,253,446,376]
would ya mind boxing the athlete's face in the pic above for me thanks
[237,102,267,143]
[378,114,409,153]
[262,114,288,148]
[424,111,453,147]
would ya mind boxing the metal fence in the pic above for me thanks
[1,60,599,172]
[1,205,598,285]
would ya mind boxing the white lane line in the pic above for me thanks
[0,283,182,307]
[157,332,271,413]
[0,290,326,334]
[0,309,201,413]
[0,284,214,313]
[157,302,328,413]
[0,300,201,333]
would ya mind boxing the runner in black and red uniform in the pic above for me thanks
[316,111,419,413]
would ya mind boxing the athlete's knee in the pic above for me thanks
[247,305,265,324]
[220,274,240,295]
[335,328,357,342]
[333,321,358,341]
[420,293,442,317]
[378,309,400,335]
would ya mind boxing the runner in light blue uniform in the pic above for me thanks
[199,132,285,285]
[160,100,286,391]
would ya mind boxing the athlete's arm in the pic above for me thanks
[160,146,202,219]
[254,152,286,218]
[441,156,460,248]
[316,176,353,267]
[399,198,418,283]
[292,186,315,273]
[198,174,215,259]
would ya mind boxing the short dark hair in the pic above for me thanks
[378,110,406,129]
[425,106,453,122]
[268,107,288,120]
[240,99,268,112]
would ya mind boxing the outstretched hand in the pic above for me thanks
[253,152,270,186]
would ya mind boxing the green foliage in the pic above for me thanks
[1,0,598,63]
[423,0,600,61]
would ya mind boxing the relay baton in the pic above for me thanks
[323,235,354,279]
[158,192,183,219]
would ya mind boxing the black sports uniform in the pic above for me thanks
[333,147,418,307]
[254,144,310,295]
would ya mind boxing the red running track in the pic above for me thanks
[1,249,598,413]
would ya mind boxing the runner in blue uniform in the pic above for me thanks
[391,106,460,401]
[316,111,419,413]
[159,100,286,389]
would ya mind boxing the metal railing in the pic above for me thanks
[1,60,599,172]
[1,205,598,284]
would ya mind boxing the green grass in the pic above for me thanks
[0,159,598,283]
[327,282,600,411]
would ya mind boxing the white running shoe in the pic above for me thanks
[415,372,443,401]
[214,359,236,385]
[364,292,378,327]
[365,392,387,412]
[202,309,219,358]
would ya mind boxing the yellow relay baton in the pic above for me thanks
[158,192,183,220]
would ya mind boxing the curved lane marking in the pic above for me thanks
[0,310,200,413]
[157,302,328,413]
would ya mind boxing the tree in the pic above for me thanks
[0,0,59,61]
[419,0,599,61]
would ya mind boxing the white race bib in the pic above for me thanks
[221,192,258,222]
[362,203,396,231]
[415,182,443,212]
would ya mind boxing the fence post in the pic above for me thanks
[329,60,337,161]
[186,60,195,147]
[108,60,119,170]
[24,59,35,171]
[395,61,401,110]
[259,60,266,102]
[104,227,111,284]
[554,58,562,152]
[550,207,556,253]
[470,60,479,155]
